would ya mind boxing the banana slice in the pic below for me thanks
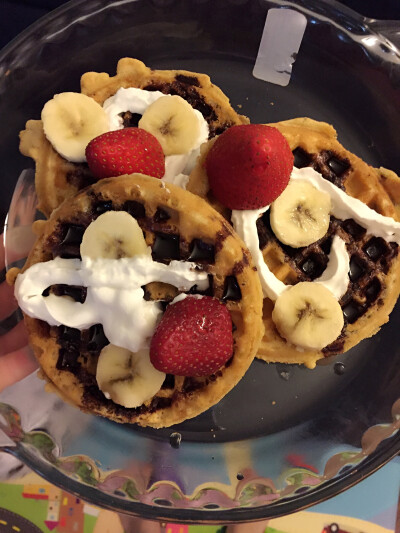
[80,211,149,259]
[96,344,166,408]
[41,92,110,163]
[272,282,344,350]
[270,180,331,247]
[138,95,201,155]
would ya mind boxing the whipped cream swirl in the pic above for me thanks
[232,166,400,301]
[16,254,209,353]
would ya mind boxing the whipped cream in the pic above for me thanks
[170,293,204,305]
[103,88,164,130]
[232,166,400,301]
[162,171,190,190]
[103,88,209,181]
[231,208,349,300]
[314,236,350,298]
[292,167,400,244]
[16,255,209,353]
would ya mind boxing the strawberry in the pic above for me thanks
[205,124,293,210]
[85,127,165,179]
[150,296,233,377]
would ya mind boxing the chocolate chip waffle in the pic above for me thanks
[19,58,249,218]
[8,173,263,428]
[187,118,400,368]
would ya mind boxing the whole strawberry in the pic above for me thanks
[150,296,233,377]
[85,127,165,179]
[205,124,293,210]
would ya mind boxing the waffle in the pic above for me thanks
[19,58,249,218]
[187,118,400,368]
[8,174,263,428]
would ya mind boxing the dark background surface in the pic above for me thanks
[0,0,400,52]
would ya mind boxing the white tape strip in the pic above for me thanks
[253,8,307,86]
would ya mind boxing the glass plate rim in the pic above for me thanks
[2,428,398,523]
[1,0,400,523]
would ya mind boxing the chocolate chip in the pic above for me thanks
[187,274,214,296]
[365,277,381,302]
[175,74,200,87]
[51,284,87,303]
[56,347,80,370]
[327,156,350,176]
[256,215,270,249]
[342,299,366,324]
[149,395,172,412]
[154,207,171,222]
[192,99,217,122]
[159,300,169,312]
[299,253,326,279]
[61,224,86,245]
[58,325,81,344]
[349,255,368,282]
[152,232,180,262]
[122,200,146,219]
[94,201,114,215]
[87,324,109,352]
[222,275,242,301]
[213,122,233,136]
[363,237,388,261]
[342,219,366,240]
[293,147,312,168]
[120,111,142,128]
[381,257,390,274]
[182,377,203,393]
[162,374,175,389]
[55,224,86,259]
[279,241,299,259]
[323,336,345,354]
[320,236,333,255]
[188,239,215,263]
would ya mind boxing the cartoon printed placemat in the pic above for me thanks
[0,458,398,533]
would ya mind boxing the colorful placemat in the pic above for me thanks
[0,458,398,532]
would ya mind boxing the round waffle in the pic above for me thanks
[8,173,263,428]
[187,118,400,368]
[19,58,249,218]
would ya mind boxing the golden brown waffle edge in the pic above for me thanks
[11,173,264,428]
[19,58,249,218]
[187,117,400,368]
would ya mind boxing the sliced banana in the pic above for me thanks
[270,180,331,247]
[138,95,201,155]
[41,92,110,163]
[96,344,166,408]
[80,211,148,259]
[272,282,344,350]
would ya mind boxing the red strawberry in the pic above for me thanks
[85,127,165,179]
[205,124,293,210]
[150,296,233,377]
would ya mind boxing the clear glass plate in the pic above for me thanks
[0,0,399,523]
